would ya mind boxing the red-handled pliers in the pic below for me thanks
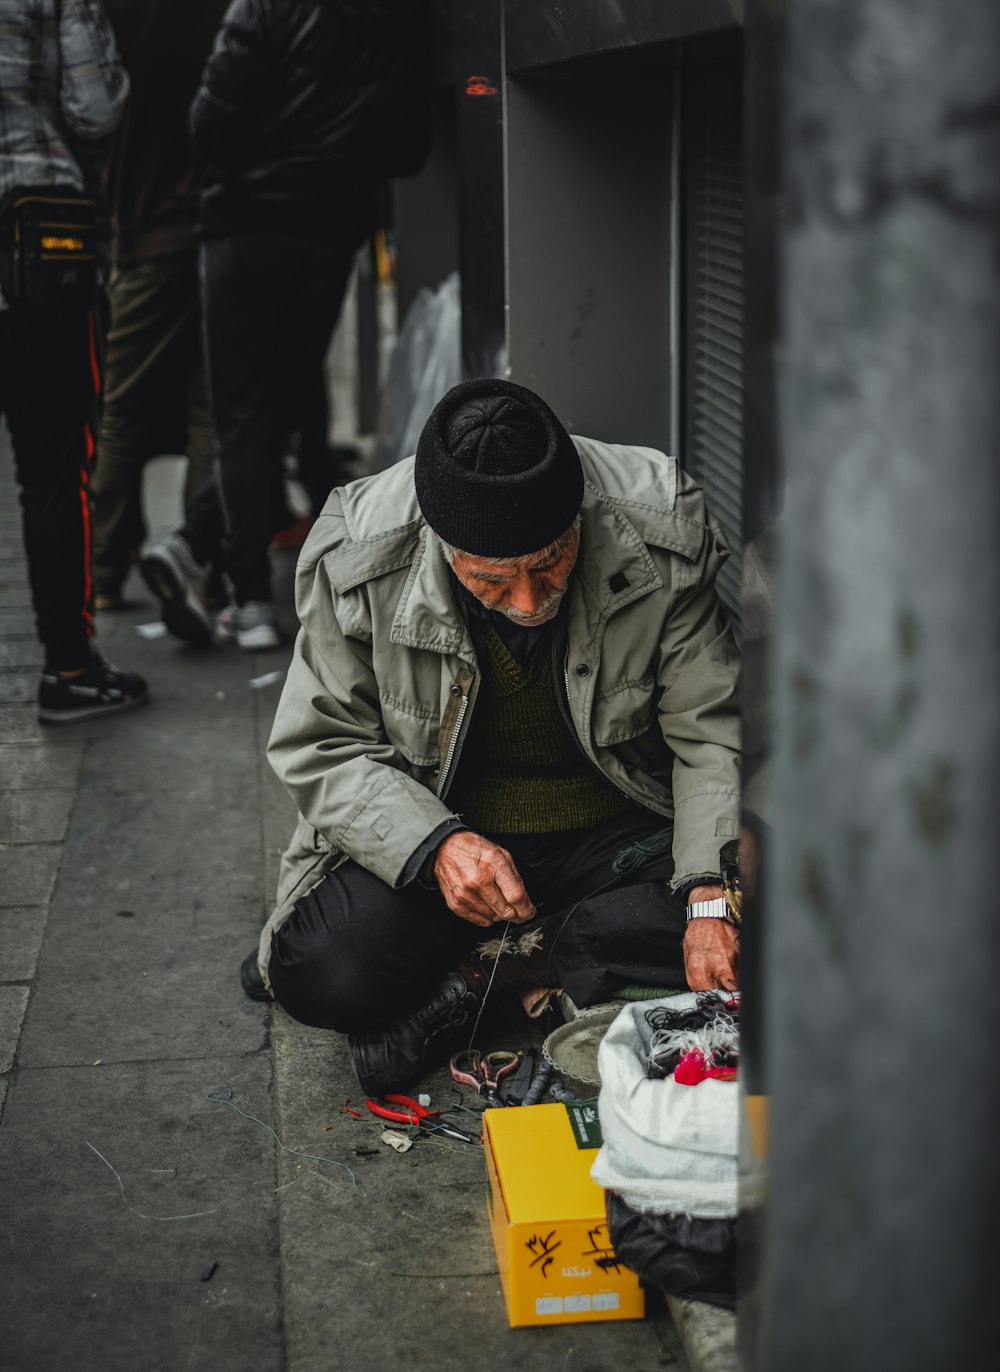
[365,1094,477,1144]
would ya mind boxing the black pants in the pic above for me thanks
[0,299,102,671]
[268,811,689,1035]
[183,228,365,603]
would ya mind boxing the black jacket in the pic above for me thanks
[190,0,433,237]
[104,0,230,261]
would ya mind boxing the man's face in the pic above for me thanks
[448,525,580,627]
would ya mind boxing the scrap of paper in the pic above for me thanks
[248,670,285,690]
[380,1130,413,1154]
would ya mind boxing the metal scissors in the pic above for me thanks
[449,1048,519,1107]
[365,1093,476,1143]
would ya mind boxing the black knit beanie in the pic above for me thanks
[414,379,583,557]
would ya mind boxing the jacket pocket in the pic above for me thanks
[378,691,439,768]
[592,675,656,746]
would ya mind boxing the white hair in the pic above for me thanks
[437,514,581,567]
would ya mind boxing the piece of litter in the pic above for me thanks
[133,621,168,640]
[381,1130,413,1154]
[92,1059,102,1066]
[248,670,284,690]
[200,1260,220,1282]
[417,1094,431,1108]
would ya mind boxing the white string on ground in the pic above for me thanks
[85,1142,220,1222]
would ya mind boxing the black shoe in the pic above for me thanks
[38,652,149,724]
[240,949,271,1002]
[347,968,486,1098]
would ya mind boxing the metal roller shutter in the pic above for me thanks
[683,60,744,621]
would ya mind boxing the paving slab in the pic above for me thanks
[667,1296,739,1372]
[16,803,266,1068]
[0,608,35,634]
[0,635,42,667]
[0,906,49,980]
[0,985,30,1072]
[0,788,76,843]
[0,843,62,906]
[0,1055,283,1372]
[0,739,85,789]
[0,703,45,742]
[0,666,36,702]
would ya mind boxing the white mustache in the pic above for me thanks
[497,585,566,626]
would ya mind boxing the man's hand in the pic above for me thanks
[683,883,740,991]
[433,831,537,928]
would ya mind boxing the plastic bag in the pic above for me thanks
[590,996,739,1307]
[591,996,738,1218]
[379,271,462,468]
[605,1191,736,1309]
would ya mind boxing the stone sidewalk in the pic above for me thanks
[0,438,695,1372]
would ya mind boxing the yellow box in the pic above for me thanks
[484,1102,645,1328]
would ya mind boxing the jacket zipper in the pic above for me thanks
[436,692,470,799]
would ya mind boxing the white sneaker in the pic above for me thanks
[216,601,282,651]
[138,534,213,646]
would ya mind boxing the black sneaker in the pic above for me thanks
[240,949,271,1002]
[38,652,149,724]
[347,967,487,1098]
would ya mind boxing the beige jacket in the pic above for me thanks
[259,437,741,981]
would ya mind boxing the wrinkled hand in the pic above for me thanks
[433,831,537,928]
[683,884,740,991]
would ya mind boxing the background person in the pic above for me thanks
[140,0,433,651]
[89,0,229,612]
[0,0,146,723]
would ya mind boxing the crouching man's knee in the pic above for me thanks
[266,923,384,1033]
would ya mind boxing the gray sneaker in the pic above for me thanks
[139,534,214,646]
[216,600,281,651]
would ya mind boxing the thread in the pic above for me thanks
[85,1141,220,1222]
[207,1085,358,1191]
[611,827,673,875]
[465,920,510,1049]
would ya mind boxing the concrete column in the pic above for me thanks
[766,1,1000,1366]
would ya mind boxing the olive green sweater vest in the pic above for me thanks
[447,622,633,833]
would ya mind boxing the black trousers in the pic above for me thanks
[0,299,102,671]
[268,811,690,1035]
[183,227,365,603]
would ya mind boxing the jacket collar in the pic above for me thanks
[390,527,475,658]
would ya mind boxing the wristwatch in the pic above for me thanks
[685,896,733,925]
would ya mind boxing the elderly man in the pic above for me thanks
[242,379,741,1096]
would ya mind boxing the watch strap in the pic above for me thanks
[685,896,732,924]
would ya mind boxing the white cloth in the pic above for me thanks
[590,996,739,1220]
